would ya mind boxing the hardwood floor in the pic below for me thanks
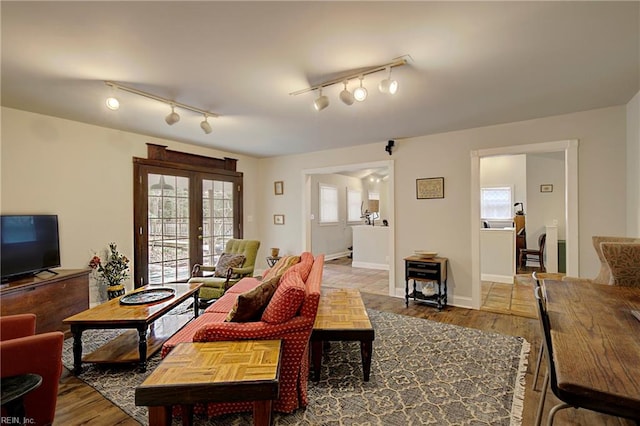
[54,279,634,425]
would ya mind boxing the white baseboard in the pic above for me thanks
[325,251,352,261]
[352,261,389,271]
[481,273,514,284]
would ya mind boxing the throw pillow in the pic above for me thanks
[261,271,306,324]
[225,275,281,322]
[287,252,314,282]
[213,253,246,278]
[262,255,300,281]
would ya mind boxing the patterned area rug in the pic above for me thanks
[62,310,529,426]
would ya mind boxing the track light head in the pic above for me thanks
[378,66,398,94]
[339,81,355,105]
[165,105,180,125]
[105,97,120,110]
[313,88,329,111]
[353,76,367,102]
[200,115,212,134]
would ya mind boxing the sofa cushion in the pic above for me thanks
[225,277,261,294]
[261,271,306,324]
[262,255,300,281]
[213,253,246,278]
[226,275,281,322]
[287,252,314,282]
[204,291,238,314]
[161,312,227,357]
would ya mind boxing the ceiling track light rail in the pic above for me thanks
[104,81,219,134]
[289,55,410,97]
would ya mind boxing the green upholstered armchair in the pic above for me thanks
[188,239,260,301]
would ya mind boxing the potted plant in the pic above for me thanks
[89,242,130,300]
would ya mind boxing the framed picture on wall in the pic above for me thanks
[416,177,445,199]
[274,181,284,195]
[540,184,553,193]
[273,214,285,225]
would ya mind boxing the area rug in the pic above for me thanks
[62,309,529,426]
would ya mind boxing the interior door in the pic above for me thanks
[134,164,242,287]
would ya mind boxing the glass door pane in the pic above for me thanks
[147,174,191,284]
[202,179,235,268]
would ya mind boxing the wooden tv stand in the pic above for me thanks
[0,269,90,336]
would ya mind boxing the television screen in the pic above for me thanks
[1,215,61,281]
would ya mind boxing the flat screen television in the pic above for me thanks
[1,215,61,282]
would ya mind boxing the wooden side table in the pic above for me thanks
[135,340,282,426]
[404,256,448,310]
[266,256,281,267]
[311,288,375,381]
[0,374,42,423]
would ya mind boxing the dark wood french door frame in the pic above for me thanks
[133,157,243,288]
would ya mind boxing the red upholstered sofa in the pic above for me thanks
[161,252,324,418]
[0,313,64,426]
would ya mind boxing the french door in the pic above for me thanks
[133,162,243,287]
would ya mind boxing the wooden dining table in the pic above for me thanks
[543,280,640,419]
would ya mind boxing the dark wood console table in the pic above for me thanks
[404,256,448,310]
[0,269,90,336]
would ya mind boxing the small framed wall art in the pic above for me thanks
[274,181,284,195]
[416,177,445,199]
[540,184,553,193]
[274,214,285,225]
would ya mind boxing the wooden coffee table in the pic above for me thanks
[135,340,282,426]
[311,288,375,381]
[63,282,202,374]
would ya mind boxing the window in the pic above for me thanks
[347,188,362,222]
[481,186,513,219]
[319,184,339,223]
[368,191,380,200]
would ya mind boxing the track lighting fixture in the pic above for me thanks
[353,75,368,102]
[200,114,212,134]
[104,81,219,135]
[313,88,329,111]
[289,55,410,111]
[339,81,355,105]
[105,97,120,110]
[165,105,180,125]
[378,66,398,95]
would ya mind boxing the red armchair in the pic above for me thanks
[1,314,64,426]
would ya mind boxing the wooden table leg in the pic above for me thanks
[180,404,193,426]
[137,326,148,372]
[148,406,172,426]
[253,400,272,426]
[360,340,373,381]
[71,325,84,374]
[311,340,323,381]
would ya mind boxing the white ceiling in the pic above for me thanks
[2,1,638,158]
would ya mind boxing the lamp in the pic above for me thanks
[104,81,218,134]
[200,115,212,134]
[165,105,180,125]
[378,66,398,95]
[313,88,329,111]
[339,81,355,105]
[289,55,410,111]
[353,75,368,102]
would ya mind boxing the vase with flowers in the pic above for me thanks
[89,242,130,300]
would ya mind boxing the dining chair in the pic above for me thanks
[532,275,573,426]
[520,233,546,272]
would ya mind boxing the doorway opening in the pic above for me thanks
[471,140,579,310]
[301,160,395,296]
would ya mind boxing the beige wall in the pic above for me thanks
[2,102,634,308]
[1,107,260,302]
[628,91,640,236]
[257,106,628,307]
